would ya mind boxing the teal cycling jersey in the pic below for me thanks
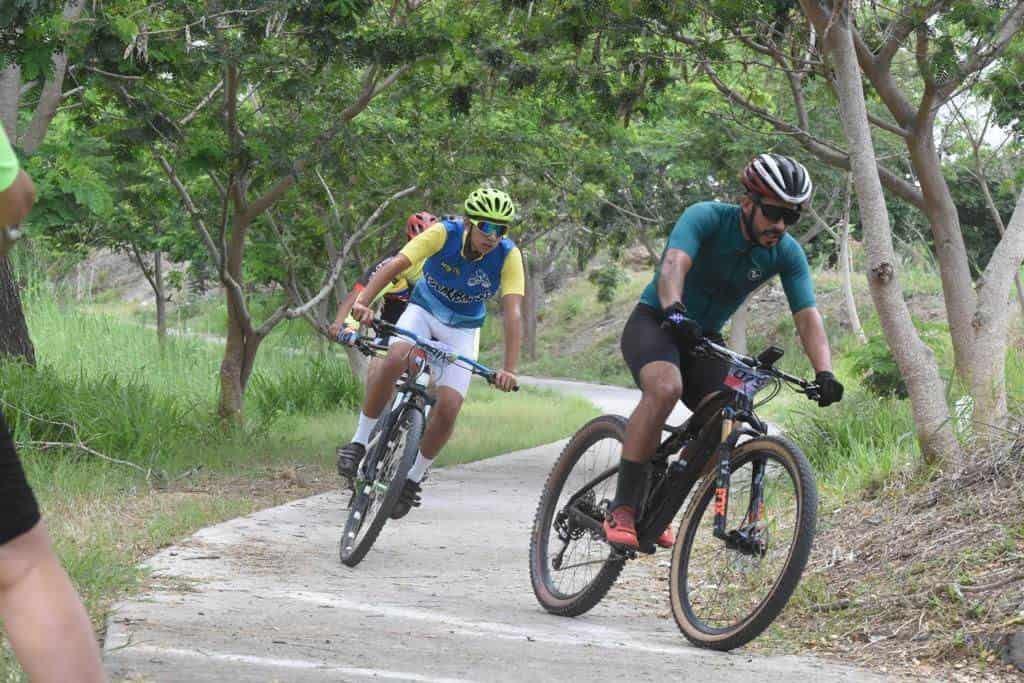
[639,201,816,333]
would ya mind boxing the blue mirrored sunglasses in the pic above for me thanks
[476,220,508,237]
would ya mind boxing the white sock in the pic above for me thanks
[352,412,379,446]
[408,451,434,482]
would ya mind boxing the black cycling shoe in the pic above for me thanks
[336,442,366,482]
[390,479,422,519]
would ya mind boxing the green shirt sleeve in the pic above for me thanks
[0,127,19,193]
[665,202,721,260]
[779,237,816,314]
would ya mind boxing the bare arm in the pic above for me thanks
[327,287,362,337]
[501,293,523,373]
[793,307,832,373]
[351,254,412,323]
[0,171,36,257]
[334,288,360,324]
[656,248,693,309]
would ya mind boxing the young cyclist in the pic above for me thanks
[328,212,436,477]
[337,188,522,518]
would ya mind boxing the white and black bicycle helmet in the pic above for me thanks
[741,153,813,207]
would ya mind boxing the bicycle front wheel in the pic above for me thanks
[529,414,628,617]
[340,406,424,567]
[669,435,817,651]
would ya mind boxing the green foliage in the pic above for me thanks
[847,323,948,399]
[248,356,362,417]
[0,361,205,472]
[588,262,628,304]
[785,390,918,493]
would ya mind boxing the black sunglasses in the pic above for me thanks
[756,199,801,227]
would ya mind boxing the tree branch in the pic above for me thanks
[938,1,1024,102]
[244,60,417,223]
[701,60,924,208]
[287,184,418,319]
[128,243,159,294]
[157,153,249,326]
[867,111,909,139]
[179,79,224,126]
[849,28,917,127]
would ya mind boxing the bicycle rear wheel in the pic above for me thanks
[340,404,424,567]
[669,435,817,650]
[529,415,628,616]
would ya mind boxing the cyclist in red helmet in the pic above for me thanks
[607,153,843,550]
[406,211,434,240]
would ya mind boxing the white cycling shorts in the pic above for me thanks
[389,303,481,397]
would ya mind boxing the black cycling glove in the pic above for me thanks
[815,371,844,407]
[661,302,703,349]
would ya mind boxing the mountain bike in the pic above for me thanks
[529,338,822,651]
[337,319,512,567]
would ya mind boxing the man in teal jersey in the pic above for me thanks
[0,126,106,681]
[340,188,523,518]
[605,154,844,550]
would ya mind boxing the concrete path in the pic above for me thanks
[104,379,885,682]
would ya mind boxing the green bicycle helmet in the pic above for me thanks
[464,188,515,223]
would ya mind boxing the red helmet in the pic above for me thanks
[406,211,436,239]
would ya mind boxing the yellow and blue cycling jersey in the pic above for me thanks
[400,218,525,329]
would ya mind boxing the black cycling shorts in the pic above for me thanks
[620,303,730,411]
[0,411,41,545]
[379,297,408,326]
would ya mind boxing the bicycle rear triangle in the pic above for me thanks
[529,339,821,650]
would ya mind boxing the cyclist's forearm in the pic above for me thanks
[334,288,360,324]
[357,255,412,306]
[657,248,690,309]
[794,307,832,373]
[502,294,522,372]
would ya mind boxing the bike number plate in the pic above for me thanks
[723,364,771,398]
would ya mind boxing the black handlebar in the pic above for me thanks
[695,338,821,402]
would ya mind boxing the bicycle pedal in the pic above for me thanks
[638,541,657,554]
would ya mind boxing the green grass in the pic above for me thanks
[438,385,599,466]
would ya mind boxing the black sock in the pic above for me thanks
[612,459,648,512]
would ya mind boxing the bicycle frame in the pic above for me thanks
[564,339,816,555]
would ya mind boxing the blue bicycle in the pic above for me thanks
[337,319,510,567]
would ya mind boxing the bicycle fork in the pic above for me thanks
[713,409,768,557]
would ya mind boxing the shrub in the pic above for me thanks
[847,322,948,398]
[248,355,362,417]
[588,263,627,305]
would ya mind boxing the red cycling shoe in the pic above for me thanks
[603,506,639,549]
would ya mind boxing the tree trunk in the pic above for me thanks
[806,1,961,467]
[729,300,749,354]
[0,257,35,364]
[0,65,20,139]
[839,221,865,343]
[154,250,167,345]
[523,252,539,360]
[906,130,978,388]
[964,186,1024,429]
[838,175,866,343]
